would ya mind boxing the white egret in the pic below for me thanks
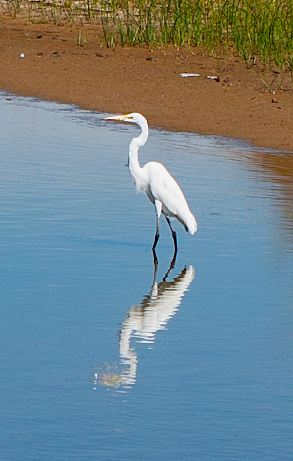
[105,112,197,252]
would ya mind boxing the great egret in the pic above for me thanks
[105,112,197,252]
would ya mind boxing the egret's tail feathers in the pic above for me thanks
[178,211,197,234]
[187,214,197,235]
[177,211,197,234]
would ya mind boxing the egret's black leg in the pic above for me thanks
[152,248,158,283]
[162,249,177,282]
[152,233,159,250]
[169,248,177,271]
[165,217,178,253]
[152,216,160,251]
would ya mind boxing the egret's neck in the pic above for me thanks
[128,119,149,179]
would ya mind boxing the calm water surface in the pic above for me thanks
[0,93,292,460]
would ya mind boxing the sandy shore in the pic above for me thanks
[0,15,292,151]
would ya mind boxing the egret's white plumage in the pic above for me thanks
[105,112,197,251]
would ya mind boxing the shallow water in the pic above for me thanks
[0,93,292,460]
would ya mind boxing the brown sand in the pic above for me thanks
[0,15,292,151]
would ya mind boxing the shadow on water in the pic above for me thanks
[242,151,293,238]
[93,252,195,390]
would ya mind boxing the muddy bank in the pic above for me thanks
[0,15,292,151]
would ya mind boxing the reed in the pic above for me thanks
[4,0,293,71]
[99,0,293,71]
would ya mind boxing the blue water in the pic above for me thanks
[0,93,292,460]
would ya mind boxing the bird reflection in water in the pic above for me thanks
[93,252,195,390]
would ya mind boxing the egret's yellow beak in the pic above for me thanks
[104,114,126,121]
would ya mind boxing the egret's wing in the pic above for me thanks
[146,162,188,217]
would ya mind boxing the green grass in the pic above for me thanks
[4,0,293,71]
[99,0,293,71]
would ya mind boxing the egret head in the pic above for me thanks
[105,112,149,148]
